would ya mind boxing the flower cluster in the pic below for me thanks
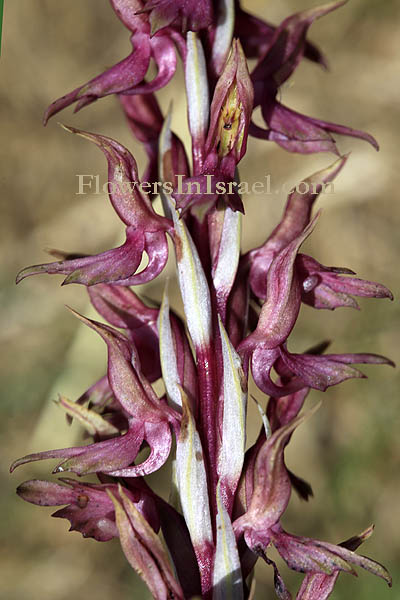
[12,1,394,599]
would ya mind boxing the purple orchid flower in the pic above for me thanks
[233,410,392,596]
[173,37,254,214]
[246,156,393,312]
[138,0,213,34]
[297,253,393,309]
[119,93,164,195]
[12,2,394,598]
[11,310,179,478]
[43,0,181,124]
[234,0,328,68]
[295,525,379,600]
[16,477,159,541]
[241,219,394,398]
[16,127,172,287]
[249,1,379,154]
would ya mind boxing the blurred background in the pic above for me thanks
[1,1,399,598]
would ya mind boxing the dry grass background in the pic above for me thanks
[0,1,399,599]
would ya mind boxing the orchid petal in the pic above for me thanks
[240,216,318,357]
[117,230,169,285]
[123,35,177,94]
[17,126,171,287]
[60,125,169,229]
[16,227,144,286]
[297,254,394,310]
[108,421,172,477]
[17,126,172,288]
[248,156,347,300]
[88,284,161,382]
[18,477,159,541]
[278,348,394,392]
[272,526,392,587]
[43,33,151,124]
[234,4,327,68]
[252,1,347,89]
[295,526,374,599]
[17,479,123,541]
[68,309,174,422]
[234,404,320,548]
[250,346,304,399]
[10,419,145,476]
[253,100,378,154]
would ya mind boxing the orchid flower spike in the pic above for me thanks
[13,1,394,599]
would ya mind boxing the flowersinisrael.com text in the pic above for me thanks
[76,174,335,197]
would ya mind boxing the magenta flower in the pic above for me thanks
[295,525,379,600]
[249,1,379,154]
[16,127,172,286]
[119,93,164,194]
[247,156,393,309]
[11,310,179,478]
[234,0,327,68]
[12,2,394,599]
[240,219,393,397]
[17,477,159,541]
[43,0,181,124]
[233,411,391,596]
[139,0,213,33]
[297,253,394,309]
[173,37,254,214]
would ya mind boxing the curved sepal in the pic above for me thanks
[295,525,391,598]
[44,33,151,124]
[10,419,145,476]
[233,404,320,548]
[248,156,347,300]
[272,525,392,589]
